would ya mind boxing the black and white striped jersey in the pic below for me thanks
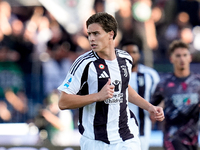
[58,49,139,144]
[128,64,160,137]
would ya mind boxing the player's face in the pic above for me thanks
[87,23,113,53]
[122,45,140,67]
[170,47,192,71]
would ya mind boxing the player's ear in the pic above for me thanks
[189,54,192,63]
[169,55,173,63]
[109,31,114,40]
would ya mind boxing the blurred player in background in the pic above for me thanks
[122,40,160,150]
[151,40,200,150]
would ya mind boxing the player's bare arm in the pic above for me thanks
[128,85,164,122]
[58,79,114,110]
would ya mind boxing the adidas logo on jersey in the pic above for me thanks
[99,71,109,78]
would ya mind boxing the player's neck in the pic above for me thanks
[174,69,190,78]
[132,65,138,72]
[97,48,116,60]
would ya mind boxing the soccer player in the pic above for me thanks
[58,12,164,150]
[122,40,160,150]
[151,40,200,150]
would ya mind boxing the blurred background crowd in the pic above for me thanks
[0,0,200,148]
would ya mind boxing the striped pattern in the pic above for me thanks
[69,51,99,75]
[128,64,160,150]
[58,49,137,144]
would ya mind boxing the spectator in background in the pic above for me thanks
[2,18,35,99]
[93,0,105,13]
[0,1,12,36]
[41,91,74,146]
[41,38,77,129]
[164,12,192,43]
[121,40,160,150]
[42,39,72,98]
[179,26,197,58]
[34,15,52,57]
[159,11,192,62]
[8,18,34,77]
[115,0,143,50]
[176,0,200,27]
[115,0,158,67]
[151,1,172,63]
[0,45,31,123]
[151,40,200,150]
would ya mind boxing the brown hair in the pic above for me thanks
[168,40,189,56]
[86,12,118,39]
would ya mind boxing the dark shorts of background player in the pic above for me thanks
[164,139,198,150]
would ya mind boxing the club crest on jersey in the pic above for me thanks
[112,80,121,92]
[64,77,72,88]
[99,64,105,69]
[121,65,128,77]
[181,82,187,90]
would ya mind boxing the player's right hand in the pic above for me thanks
[96,79,115,102]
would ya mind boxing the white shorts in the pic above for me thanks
[139,116,152,150]
[80,135,141,150]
